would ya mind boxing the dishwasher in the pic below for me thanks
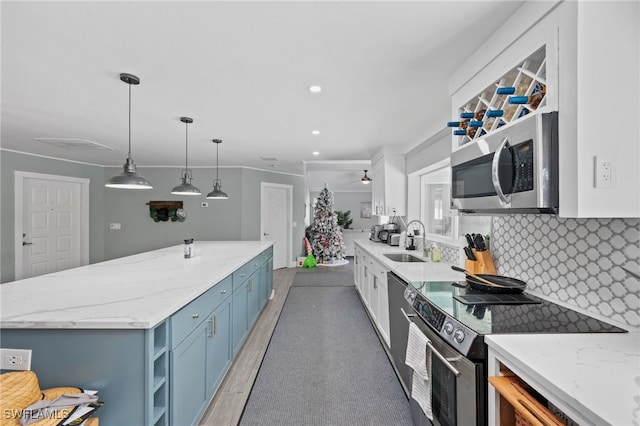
[387,271,414,396]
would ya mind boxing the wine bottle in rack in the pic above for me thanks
[494,87,515,107]
[453,127,479,138]
[496,87,516,95]
[447,121,469,128]
[509,83,546,109]
[486,109,504,117]
[460,112,475,119]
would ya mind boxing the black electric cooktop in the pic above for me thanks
[408,280,627,336]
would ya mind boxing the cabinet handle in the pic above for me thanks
[241,273,246,278]
[248,279,253,291]
[192,313,200,319]
[208,315,216,338]
[221,289,227,295]
[373,279,377,290]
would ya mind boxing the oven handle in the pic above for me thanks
[401,308,462,378]
[491,136,512,205]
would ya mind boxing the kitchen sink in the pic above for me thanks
[383,253,425,263]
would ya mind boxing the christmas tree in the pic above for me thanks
[308,184,346,264]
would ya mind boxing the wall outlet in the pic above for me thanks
[109,223,121,230]
[594,156,614,188]
[0,348,32,371]
[201,202,208,208]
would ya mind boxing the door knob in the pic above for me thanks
[263,233,269,236]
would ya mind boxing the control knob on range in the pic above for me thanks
[443,322,454,335]
[453,329,465,344]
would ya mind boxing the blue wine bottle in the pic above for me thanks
[496,87,516,95]
[486,109,504,117]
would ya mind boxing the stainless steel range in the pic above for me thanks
[387,272,627,426]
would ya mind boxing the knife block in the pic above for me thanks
[465,249,497,275]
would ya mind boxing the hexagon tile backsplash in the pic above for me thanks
[491,216,639,329]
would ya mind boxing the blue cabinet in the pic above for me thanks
[206,300,231,392]
[259,255,273,308]
[247,272,260,327]
[170,319,208,426]
[232,283,248,357]
[169,276,233,426]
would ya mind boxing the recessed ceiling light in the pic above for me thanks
[311,130,320,135]
[312,151,320,156]
[308,85,322,93]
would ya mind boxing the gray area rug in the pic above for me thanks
[292,271,355,287]
[240,285,412,426]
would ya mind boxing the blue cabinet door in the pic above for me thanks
[170,320,208,426]
[232,283,248,356]
[206,299,232,395]
[247,272,260,327]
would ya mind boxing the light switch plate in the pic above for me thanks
[109,223,121,230]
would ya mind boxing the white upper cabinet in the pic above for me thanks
[449,1,640,218]
[371,146,406,216]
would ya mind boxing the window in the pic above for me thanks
[418,161,491,245]
[420,166,454,239]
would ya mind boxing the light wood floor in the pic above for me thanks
[199,267,297,426]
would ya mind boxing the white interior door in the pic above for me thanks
[15,172,89,280]
[261,183,292,269]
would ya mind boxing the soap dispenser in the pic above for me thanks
[430,243,441,262]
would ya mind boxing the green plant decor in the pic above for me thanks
[336,210,353,229]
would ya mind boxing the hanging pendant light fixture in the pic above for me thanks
[171,117,201,195]
[105,73,153,189]
[361,170,372,184]
[206,139,229,199]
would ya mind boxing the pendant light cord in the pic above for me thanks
[216,142,220,181]
[185,122,189,170]
[128,82,132,159]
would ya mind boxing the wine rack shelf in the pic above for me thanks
[450,46,548,149]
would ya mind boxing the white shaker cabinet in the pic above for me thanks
[371,147,406,217]
[354,244,391,348]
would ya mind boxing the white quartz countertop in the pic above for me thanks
[354,239,462,283]
[0,241,273,329]
[486,332,640,426]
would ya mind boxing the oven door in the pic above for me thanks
[450,112,557,214]
[407,312,485,426]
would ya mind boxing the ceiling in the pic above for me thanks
[1,1,524,189]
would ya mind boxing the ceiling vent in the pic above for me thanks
[260,156,278,162]
[34,138,113,150]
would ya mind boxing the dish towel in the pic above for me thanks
[405,322,429,379]
[405,322,433,420]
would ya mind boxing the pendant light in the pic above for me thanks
[361,170,372,184]
[171,117,201,195]
[105,73,153,189]
[206,139,228,199]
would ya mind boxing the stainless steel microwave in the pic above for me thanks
[451,112,558,214]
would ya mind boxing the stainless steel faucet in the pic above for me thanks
[405,219,427,257]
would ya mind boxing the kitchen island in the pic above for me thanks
[0,241,273,426]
